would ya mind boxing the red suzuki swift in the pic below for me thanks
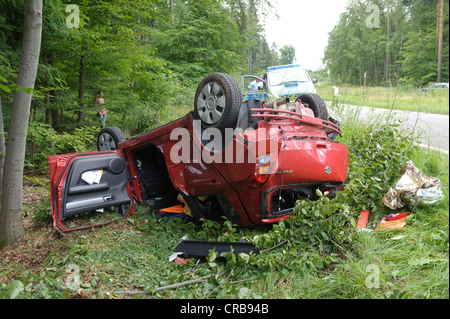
[49,73,349,232]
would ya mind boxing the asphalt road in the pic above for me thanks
[328,103,449,154]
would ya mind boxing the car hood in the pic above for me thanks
[268,82,315,97]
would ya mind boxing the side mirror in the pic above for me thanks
[312,78,318,84]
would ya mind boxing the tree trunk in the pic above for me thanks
[77,43,87,124]
[43,52,60,134]
[170,0,175,25]
[248,48,252,74]
[385,8,390,86]
[52,109,62,133]
[0,96,5,202]
[0,0,42,247]
[437,0,444,82]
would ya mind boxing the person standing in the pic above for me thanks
[248,78,264,91]
[95,90,107,128]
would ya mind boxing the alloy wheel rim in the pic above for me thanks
[197,82,227,125]
[98,133,117,150]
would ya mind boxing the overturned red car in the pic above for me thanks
[49,73,349,232]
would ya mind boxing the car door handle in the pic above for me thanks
[68,182,110,195]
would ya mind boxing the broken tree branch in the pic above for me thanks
[154,271,227,293]
[259,240,289,253]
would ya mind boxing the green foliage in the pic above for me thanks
[343,121,417,215]
[0,269,73,299]
[279,45,296,65]
[150,0,243,85]
[324,0,449,86]
[26,122,98,171]
[401,29,441,85]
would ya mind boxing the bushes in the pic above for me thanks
[26,122,98,171]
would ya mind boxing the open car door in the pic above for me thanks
[48,151,134,232]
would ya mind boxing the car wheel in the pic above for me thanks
[296,93,329,120]
[194,73,242,130]
[97,127,126,151]
[327,118,340,142]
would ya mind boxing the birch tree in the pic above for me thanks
[0,0,42,247]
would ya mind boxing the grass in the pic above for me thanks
[0,104,448,300]
[316,83,449,115]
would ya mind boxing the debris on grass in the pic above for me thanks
[382,161,443,210]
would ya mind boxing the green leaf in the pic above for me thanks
[0,84,11,93]
[23,87,33,94]
[207,248,217,263]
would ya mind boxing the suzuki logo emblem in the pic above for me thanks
[325,166,332,174]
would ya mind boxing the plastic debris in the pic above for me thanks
[169,252,185,262]
[174,257,190,265]
[357,210,370,231]
[81,169,103,185]
[375,212,410,231]
[356,210,411,232]
[160,204,185,214]
[382,161,442,210]
[174,240,258,259]
[414,187,444,205]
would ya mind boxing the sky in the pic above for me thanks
[263,0,350,71]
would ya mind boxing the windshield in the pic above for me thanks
[268,67,310,86]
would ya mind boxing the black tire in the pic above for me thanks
[194,73,242,131]
[97,127,126,151]
[327,118,340,142]
[296,93,329,120]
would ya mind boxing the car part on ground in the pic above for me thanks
[382,160,443,210]
[174,240,258,259]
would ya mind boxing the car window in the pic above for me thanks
[268,67,310,86]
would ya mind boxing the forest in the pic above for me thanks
[324,0,449,86]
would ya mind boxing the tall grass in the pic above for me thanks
[316,83,449,115]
